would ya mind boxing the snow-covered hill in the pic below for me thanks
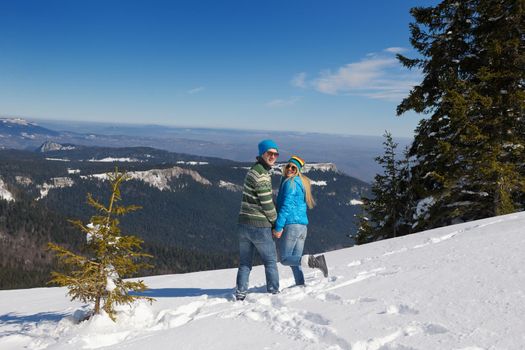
[1,213,524,349]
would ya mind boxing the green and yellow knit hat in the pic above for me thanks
[288,155,305,171]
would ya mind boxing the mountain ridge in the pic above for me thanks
[0,143,369,289]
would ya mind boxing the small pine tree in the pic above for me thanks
[356,131,411,244]
[49,168,154,321]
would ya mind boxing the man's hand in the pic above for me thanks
[272,229,283,239]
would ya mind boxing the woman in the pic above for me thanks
[273,155,328,286]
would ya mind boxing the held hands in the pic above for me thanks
[272,229,283,239]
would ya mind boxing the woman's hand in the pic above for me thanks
[272,229,283,239]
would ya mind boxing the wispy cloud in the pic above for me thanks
[314,57,397,95]
[291,72,307,88]
[266,96,302,108]
[188,86,205,94]
[384,47,407,54]
[292,48,419,101]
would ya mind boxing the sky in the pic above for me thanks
[0,0,439,137]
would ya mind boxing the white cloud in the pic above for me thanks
[384,47,407,54]
[188,86,205,94]
[292,48,420,101]
[266,96,302,108]
[313,57,397,95]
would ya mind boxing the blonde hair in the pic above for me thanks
[283,166,316,209]
[298,172,316,209]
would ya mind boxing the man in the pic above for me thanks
[235,139,280,301]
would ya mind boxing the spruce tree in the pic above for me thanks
[471,0,525,216]
[397,0,525,230]
[49,168,154,321]
[356,131,411,244]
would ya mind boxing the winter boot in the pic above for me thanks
[307,254,328,277]
[235,290,246,301]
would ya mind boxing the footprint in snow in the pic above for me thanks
[351,322,448,350]
[378,304,419,315]
[225,288,350,349]
[153,300,206,329]
[383,247,408,256]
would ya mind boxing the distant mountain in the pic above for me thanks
[0,143,370,289]
[37,141,77,152]
[0,118,59,142]
[0,117,410,181]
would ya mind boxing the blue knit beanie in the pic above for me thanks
[258,139,279,156]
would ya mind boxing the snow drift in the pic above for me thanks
[1,212,524,349]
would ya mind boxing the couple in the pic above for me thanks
[235,139,328,301]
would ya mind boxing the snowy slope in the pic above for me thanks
[1,213,525,349]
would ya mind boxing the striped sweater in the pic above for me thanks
[238,161,277,227]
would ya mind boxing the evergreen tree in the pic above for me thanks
[48,168,154,321]
[471,0,525,216]
[356,132,411,244]
[397,0,525,230]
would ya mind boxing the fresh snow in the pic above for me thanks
[414,196,435,220]
[1,212,525,349]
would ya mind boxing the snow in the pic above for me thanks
[349,199,363,205]
[302,163,337,173]
[15,176,32,186]
[218,180,242,192]
[176,161,209,165]
[1,212,525,349]
[81,167,212,191]
[414,196,435,220]
[20,132,35,139]
[38,177,75,199]
[45,158,70,162]
[0,179,14,202]
[88,158,141,163]
[86,223,102,243]
[310,180,327,186]
[39,142,76,152]
[1,118,29,125]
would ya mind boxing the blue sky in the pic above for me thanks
[0,0,438,137]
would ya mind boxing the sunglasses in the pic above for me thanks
[285,164,298,171]
[266,151,279,158]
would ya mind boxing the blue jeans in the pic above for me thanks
[279,224,307,285]
[236,224,279,295]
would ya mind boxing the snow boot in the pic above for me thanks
[235,290,246,301]
[308,254,328,277]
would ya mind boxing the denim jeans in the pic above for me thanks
[236,224,279,295]
[279,224,307,285]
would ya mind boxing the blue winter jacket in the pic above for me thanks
[275,176,309,232]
